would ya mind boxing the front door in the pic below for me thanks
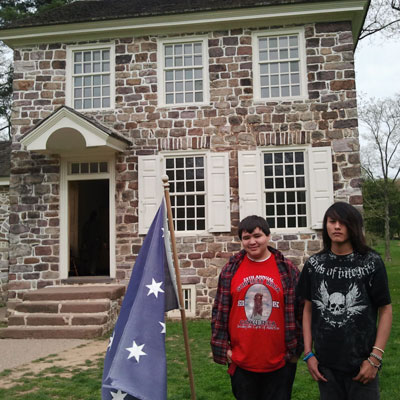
[69,179,109,276]
[60,157,116,279]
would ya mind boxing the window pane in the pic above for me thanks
[276,192,285,203]
[274,153,283,163]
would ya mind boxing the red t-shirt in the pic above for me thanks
[228,254,286,373]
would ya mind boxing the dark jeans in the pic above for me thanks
[318,365,380,400]
[230,362,297,400]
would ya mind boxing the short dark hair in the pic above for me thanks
[238,215,270,240]
[322,202,371,254]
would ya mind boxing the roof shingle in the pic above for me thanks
[3,0,334,29]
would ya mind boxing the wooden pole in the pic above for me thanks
[162,175,196,400]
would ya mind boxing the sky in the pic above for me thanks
[355,36,400,99]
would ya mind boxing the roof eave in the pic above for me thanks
[0,0,369,48]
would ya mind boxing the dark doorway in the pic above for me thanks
[69,179,109,276]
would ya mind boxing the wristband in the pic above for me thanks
[370,352,382,362]
[367,357,382,370]
[303,352,315,362]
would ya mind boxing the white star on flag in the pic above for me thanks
[107,333,114,350]
[110,389,127,399]
[146,278,164,298]
[126,340,147,363]
[159,321,166,334]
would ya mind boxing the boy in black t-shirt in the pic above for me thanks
[297,202,392,400]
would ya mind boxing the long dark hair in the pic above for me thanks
[321,202,371,254]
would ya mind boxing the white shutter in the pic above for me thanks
[238,150,263,220]
[308,146,334,229]
[207,152,231,232]
[138,155,162,234]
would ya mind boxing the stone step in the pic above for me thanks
[0,325,104,339]
[15,299,111,314]
[8,313,108,327]
[23,285,125,301]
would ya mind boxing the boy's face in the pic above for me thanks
[241,227,271,260]
[326,217,350,246]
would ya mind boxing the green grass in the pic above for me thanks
[0,241,398,399]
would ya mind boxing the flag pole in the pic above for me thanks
[162,175,196,400]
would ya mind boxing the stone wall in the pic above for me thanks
[9,21,362,316]
[0,185,9,305]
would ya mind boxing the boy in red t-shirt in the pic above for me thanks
[211,215,303,400]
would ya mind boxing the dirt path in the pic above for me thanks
[0,338,109,389]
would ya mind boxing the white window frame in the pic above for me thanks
[66,42,115,111]
[167,284,196,318]
[238,146,333,232]
[157,36,209,107]
[252,28,307,102]
[138,151,230,235]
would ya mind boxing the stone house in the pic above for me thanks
[0,141,11,305]
[0,0,368,336]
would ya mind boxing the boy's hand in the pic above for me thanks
[352,360,378,384]
[306,356,328,382]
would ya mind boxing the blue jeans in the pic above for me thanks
[318,365,380,400]
[230,362,297,400]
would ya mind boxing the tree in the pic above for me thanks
[359,95,400,261]
[0,46,12,140]
[360,0,400,40]
[0,0,69,141]
[362,178,400,241]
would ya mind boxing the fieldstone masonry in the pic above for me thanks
[0,185,9,305]
[9,21,362,317]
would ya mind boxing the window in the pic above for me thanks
[238,146,333,230]
[253,29,306,100]
[167,285,196,318]
[263,150,307,229]
[138,152,230,234]
[166,155,206,231]
[67,44,115,110]
[158,37,209,106]
[69,161,108,175]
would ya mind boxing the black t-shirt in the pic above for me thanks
[297,250,391,373]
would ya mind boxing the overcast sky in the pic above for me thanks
[355,36,400,100]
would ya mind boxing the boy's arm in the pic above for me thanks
[353,304,392,384]
[303,299,327,382]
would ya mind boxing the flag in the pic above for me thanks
[102,199,179,400]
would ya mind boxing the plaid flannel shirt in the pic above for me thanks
[211,247,304,365]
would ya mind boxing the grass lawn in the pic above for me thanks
[0,241,399,399]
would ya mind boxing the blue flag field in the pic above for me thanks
[102,199,179,400]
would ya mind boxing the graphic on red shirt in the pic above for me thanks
[229,255,286,372]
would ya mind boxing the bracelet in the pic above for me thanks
[367,357,382,370]
[372,346,385,354]
[370,352,382,362]
[303,352,315,362]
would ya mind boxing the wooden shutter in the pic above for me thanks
[308,146,334,229]
[138,155,162,234]
[207,152,231,232]
[238,150,263,220]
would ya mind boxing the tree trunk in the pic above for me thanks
[384,191,392,262]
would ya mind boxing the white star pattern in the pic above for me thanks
[126,340,147,363]
[161,227,165,237]
[110,389,127,399]
[146,278,164,298]
[159,321,166,334]
[107,333,114,350]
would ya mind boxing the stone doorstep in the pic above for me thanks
[15,299,112,314]
[23,285,125,301]
[0,325,104,339]
[8,313,109,327]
